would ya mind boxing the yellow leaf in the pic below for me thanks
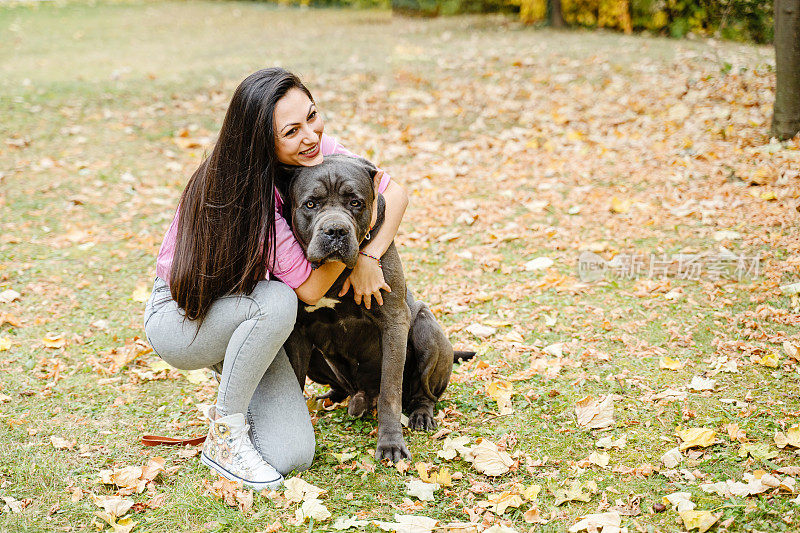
[775,426,800,449]
[679,510,719,532]
[609,196,631,214]
[757,352,781,367]
[483,491,523,514]
[485,381,514,415]
[760,190,777,201]
[131,284,150,303]
[185,369,209,384]
[659,356,684,370]
[677,427,717,451]
[0,337,11,351]
[91,494,134,518]
[148,360,172,372]
[295,497,331,522]
[575,395,615,429]
[554,480,597,506]
[588,451,610,468]
[42,333,66,349]
[463,438,514,476]
[522,484,541,501]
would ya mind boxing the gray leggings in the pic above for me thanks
[143,277,314,475]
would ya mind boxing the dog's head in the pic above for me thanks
[285,154,377,269]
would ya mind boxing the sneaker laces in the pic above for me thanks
[228,422,273,473]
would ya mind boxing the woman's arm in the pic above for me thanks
[295,261,347,305]
[338,178,409,309]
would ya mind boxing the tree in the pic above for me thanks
[550,0,564,28]
[771,0,800,140]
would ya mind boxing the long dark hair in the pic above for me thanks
[169,68,313,323]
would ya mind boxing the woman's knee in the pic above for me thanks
[272,431,316,476]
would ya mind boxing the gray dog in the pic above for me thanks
[277,155,473,462]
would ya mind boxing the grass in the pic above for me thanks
[1,1,799,532]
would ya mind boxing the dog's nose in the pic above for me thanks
[323,225,349,240]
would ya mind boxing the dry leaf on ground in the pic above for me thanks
[568,511,622,533]
[775,426,800,448]
[575,395,615,429]
[284,477,326,503]
[485,380,514,415]
[677,427,718,451]
[406,479,439,501]
[679,510,719,532]
[463,438,514,476]
[295,497,331,522]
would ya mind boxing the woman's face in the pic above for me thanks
[274,87,325,166]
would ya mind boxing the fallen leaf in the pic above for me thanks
[42,333,67,349]
[524,257,554,271]
[679,510,719,532]
[575,395,615,429]
[479,491,523,514]
[554,480,597,506]
[688,376,715,391]
[0,289,21,303]
[568,511,622,533]
[90,494,134,518]
[663,491,695,512]
[375,514,438,533]
[738,443,778,460]
[775,426,800,448]
[437,436,471,460]
[609,196,631,214]
[465,324,496,338]
[95,511,137,533]
[661,447,682,468]
[756,352,781,367]
[485,381,514,415]
[463,438,514,476]
[284,477,326,503]
[0,337,11,352]
[522,484,541,501]
[406,479,438,501]
[596,435,627,449]
[677,427,717,451]
[131,284,150,303]
[295,497,331,522]
[659,356,684,370]
[50,436,75,450]
[587,451,610,468]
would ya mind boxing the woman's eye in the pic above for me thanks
[308,110,317,120]
[286,127,297,136]
[349,199,361,208]
[305,201,316,209]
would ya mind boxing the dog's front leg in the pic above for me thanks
[375,312,412,462]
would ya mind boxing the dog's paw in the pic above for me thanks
[316,388,347,403]
[347,391,369,418]
[408,409,437,431]
[375,437,411,463]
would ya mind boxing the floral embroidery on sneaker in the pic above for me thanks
[199,404,283,491]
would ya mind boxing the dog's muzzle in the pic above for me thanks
[305,214,360,268]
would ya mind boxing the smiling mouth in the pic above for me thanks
[299,144,319,157]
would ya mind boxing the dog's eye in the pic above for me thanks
[305,201,316,209]
[349,199,362,208]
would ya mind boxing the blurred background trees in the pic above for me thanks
[260,0,775,44]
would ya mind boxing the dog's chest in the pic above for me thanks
[296,303,382,366]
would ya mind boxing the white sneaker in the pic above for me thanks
[199,405,284,490]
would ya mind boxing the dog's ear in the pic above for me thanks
[345,155,379,181]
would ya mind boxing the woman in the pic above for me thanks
[143,68,408,489]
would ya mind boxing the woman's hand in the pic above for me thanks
[338,253,391,309]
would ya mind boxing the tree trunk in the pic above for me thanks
[550,0,565,28]
[771,0,800,140]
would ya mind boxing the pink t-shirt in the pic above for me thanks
[155,133,391,288]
